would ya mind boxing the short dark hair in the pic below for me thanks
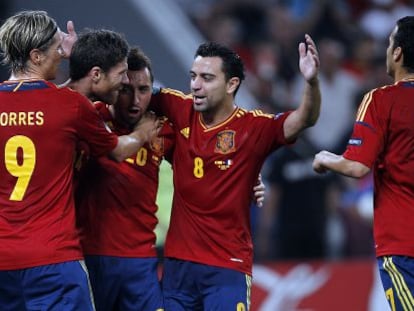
[127,47,154,83]
[195,42,245,95]
[69,29,129,81]
[394,16,414,73]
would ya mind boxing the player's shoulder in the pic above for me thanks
[236,107,280,121]
[155,87,192,100]
[370,81,404,97]
[57,84,83,97]
[57,85,93,105]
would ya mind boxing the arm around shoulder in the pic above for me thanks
[109,112,161,162]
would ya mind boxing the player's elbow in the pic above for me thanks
[306,116,318,128]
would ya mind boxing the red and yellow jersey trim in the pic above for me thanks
[161,88,192,100]
[199,107,240,132]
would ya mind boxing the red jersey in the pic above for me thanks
[0,80,118,270]
[151,88,291,275]
[343,79,414,258]
[77,103,175,257]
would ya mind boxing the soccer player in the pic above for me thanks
[68,29,129,106]
[0,11,159,311]
[76,46,265,311]
[67,29,161,180]
[313,16,414,311]
[150,36,321,310]
[76,47,173,311]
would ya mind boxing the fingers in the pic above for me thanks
[312,156,327,174]
[304,34,316,49]
[298,42,306,58]
[60,21,78,58]
[300,34,318,57]
[66,20,76,35]
[305,34,320,65]
[253,184,265,192]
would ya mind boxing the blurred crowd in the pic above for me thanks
[175,0,414,262]
[1,0,411,263]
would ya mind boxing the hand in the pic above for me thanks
[299,34,320,83]
[61,21,78,58]
[253,174,265,208]
[132,112,162,143]
[313,150,329,174]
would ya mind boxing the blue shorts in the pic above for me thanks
[0,260,94,311]
[162,258,251,311]
[85,255,164,311]
[378,256,414,311]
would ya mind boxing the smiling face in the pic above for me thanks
[114,67,153,128]
[93,59,129,105]
[190,56,230,113]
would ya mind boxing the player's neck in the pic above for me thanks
[9,69,44,81]
[393,64,414,82]
[397,72,414,82]
[201,102,237,128]
[68,78,92,99]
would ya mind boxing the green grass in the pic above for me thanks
[155,160,174,246]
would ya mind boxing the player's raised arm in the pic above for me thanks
[283,34,321,141]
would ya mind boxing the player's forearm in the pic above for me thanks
[109,133,146,162]
[315,151,370,178]
[283,78,320,140]
[301,77,321,126]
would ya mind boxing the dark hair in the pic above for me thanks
[128,47,154,83]
[195,42,245,95]
[394,16,414,73]
[69,29,129,81]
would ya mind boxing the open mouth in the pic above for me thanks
[193,95,206,104]
[128,107,141,116]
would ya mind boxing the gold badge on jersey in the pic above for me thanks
[215,130,236,154]
[180,127,190,139]
[150,136,164,156]
[214,159,233,170]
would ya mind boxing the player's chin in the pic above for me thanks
[127,113,141,125]
[105,93,119,106]
[193,102,207,112]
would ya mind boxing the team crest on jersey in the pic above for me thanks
[150,136,164,155]
[215,130,236,154]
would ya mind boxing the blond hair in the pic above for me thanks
[0,10,58,73]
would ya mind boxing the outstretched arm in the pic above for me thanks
[283,34,321,141]
[313,150,370,178]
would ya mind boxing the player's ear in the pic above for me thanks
[29,49,43,66]
[226,77,240,95]
[90,66,102,83]
[393,46,402,62]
